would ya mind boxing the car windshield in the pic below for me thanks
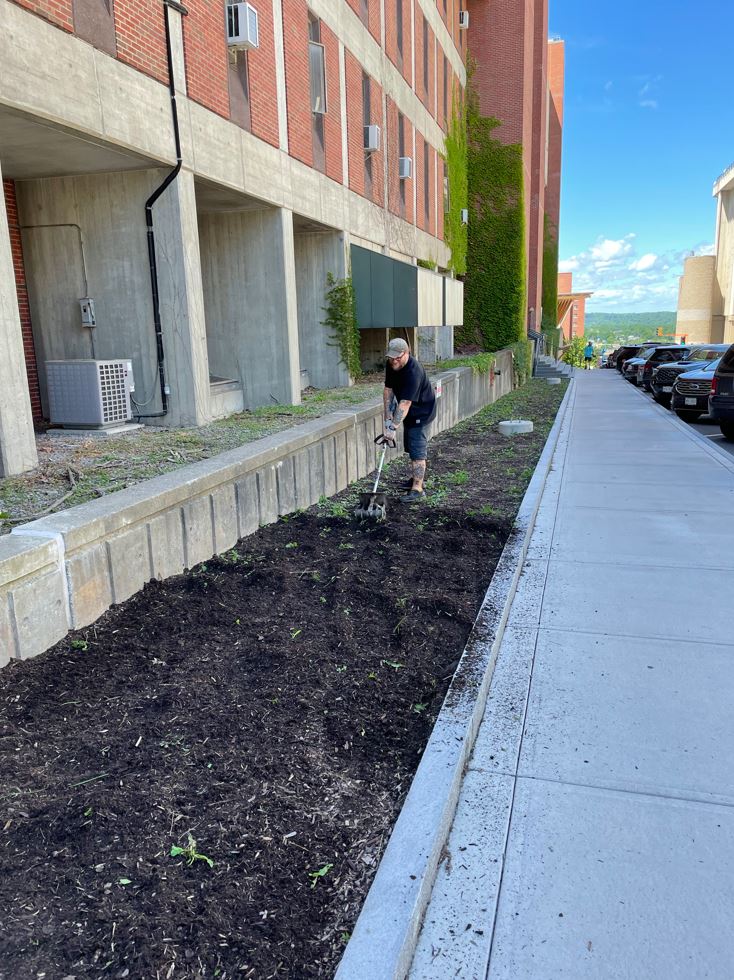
[686,347,722,362]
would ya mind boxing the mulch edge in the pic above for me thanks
[335,378,575,980]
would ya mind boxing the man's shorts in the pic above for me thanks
[404,416,433,460]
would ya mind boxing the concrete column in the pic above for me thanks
[154,167,212,426]
[198,205,301,408]
[0,163,38,476]
[294,231,350,389]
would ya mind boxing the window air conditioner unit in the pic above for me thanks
[226,2,259,49]
[364,124,381,152]
[460,208,469,225]
[398,156,412,179]
[459,10,469,29]
[46,359,135,428]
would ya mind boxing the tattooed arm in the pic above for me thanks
[383,386,394,422]
[392,400,412,428]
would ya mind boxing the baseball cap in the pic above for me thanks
[385,338,409,359]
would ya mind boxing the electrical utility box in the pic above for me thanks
[46,359,135,428]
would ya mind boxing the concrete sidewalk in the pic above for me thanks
[410,370,734,979]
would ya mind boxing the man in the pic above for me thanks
[383,338,436,502]
[584,341,594,369]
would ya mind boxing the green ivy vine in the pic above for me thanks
[323,273,362,381]
[443,80,468,276]
[460,81,527,353]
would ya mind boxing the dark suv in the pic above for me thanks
[615,342,660,373]
[650,344,730,407]
[709,342,734,441]
[636,345,690,391]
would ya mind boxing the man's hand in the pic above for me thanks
[383,420,396,443]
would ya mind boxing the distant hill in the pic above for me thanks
[585,312,676,330]
[585,311,677,345]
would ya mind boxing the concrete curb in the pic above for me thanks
[335,378,575,980]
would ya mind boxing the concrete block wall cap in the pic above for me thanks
[546,377,561,385]
[335,380,575,980]
[0,535,60,589]
[12,409,369,554]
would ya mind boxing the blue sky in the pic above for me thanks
[550,0,734,312]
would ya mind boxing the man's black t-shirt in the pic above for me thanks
[385,355,436,423]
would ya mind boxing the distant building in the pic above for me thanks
[557,272,591,343]
[676,162,734,345]
[467,1,564,330]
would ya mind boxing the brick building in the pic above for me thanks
[0,0,468,475]
[557,271,591,343]
[466,0,564,332]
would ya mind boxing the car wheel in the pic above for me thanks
[653,394,671,407]
[675,410,702,423]
[720,422,734,442]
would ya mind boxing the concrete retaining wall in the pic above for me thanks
[1,350,513,665]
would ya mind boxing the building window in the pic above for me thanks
[398,112,406,217]
[359,0,369,25]
[423,16,429,96]
[363,72,373,200]
[424,141,430,226]
[309,14,326,173]
[396,0,403,70]
[229,50,251,132]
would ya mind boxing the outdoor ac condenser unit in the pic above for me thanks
[226,2,259,49]
[399,156,412,179]
[364,125,381,152]
[46,359,135,428]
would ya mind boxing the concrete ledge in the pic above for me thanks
[2,349,517,662]
[335,378,574,980]
[0,536,69,662]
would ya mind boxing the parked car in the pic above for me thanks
[709,342,734,441]
[670,358,721,421]
[650,344,729,406]
[636,345,690,390]
[615,341,666,373]
[622,353,648,383]
[606,349,619,369]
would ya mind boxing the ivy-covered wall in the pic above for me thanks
[541,213,560,354]
[443,82,468,276]
[460,90,527,352]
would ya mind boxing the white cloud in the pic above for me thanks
[558,235,714,312]
[589,235,635,261]
[629,253,658,271]
[604,80,613,92]
[637,76,662,110]
[558,257,579,272]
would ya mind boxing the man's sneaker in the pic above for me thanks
[400,489,426,503]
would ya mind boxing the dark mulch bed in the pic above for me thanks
[0,380,565,980]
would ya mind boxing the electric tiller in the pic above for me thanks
[353,434,395,521]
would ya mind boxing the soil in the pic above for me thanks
[0,379,566,980]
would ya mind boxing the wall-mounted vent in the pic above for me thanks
[459,10,469,28]
[364,124,381,152]
[226,2,259,49]
[46,360,134,428]
[398,156,412,179]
